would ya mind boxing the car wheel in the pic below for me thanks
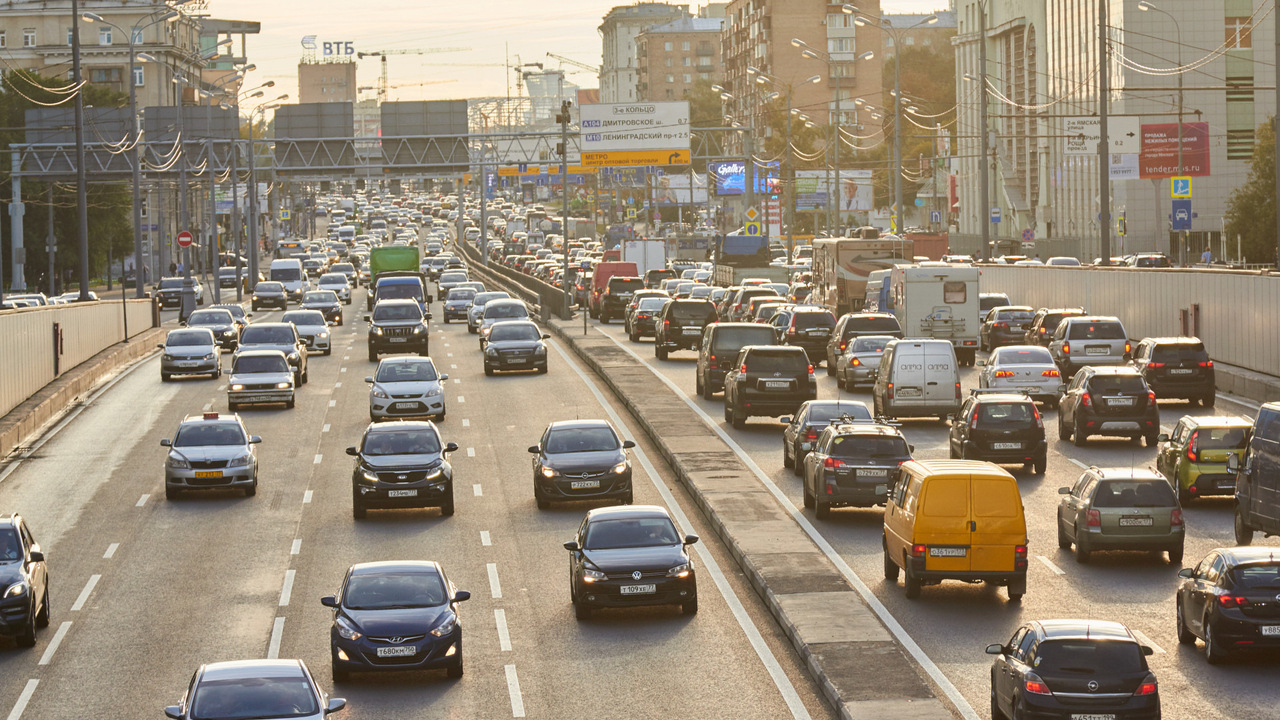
[1057,413,1070,440]
[1205,620,1229,664]
[537,364,548,374]
[1074,535,1091,563]
[440,493,455,516]
[352,500,366,520]
[165,486,180,500]
[161,372,171,382]
[656,344,668,361]
[990,686,1009,720]
[368,349,377,362]
[15,611,37,648]
[1175,599,1196,645]
[1006,579,1025,602]
[1145,433,1159,447]
[286,397,295,409]
[723,400,732,423]
[36,586,50,628]
[1073,419,1088,446]
[629,329,638,342]
[1202,394,1216,408]
[244,477,257,497]
[484,364,494,377]
[228,402,239,413]
[442,317,448,324]
[803,483,815,509]
[251,303,259,311]
[1057,519,1071,549]
[815,501,831,519]
[701,373,715,401]
[783,443,794,469]
[731,404,746,430]
[903,567,921,599]
[883,543,900,581]
[695,372,704,397]
[1168,544,1184,565]
[826,357,835,377]
[574,599,592,620]
[446,656,463,679]
[1234,509,1255,546]
[621,491,633,505]
[681,596,698,616]
[1034,454,1046,475]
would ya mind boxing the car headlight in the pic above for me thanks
[426,468,445,481]
[482,326,492,336]
[666,562,691,578]
[3,582,29,599]
[371,327,384,335]
[230,384,245,391]
[534,345,547,356]
[317,332,329,339]
[412,325,425,334]
[361,468,379,482]
[582,568,606,583]
[541,466,557,479]
[335,616,362,641]
[486,347,498,357]
[372,386,389,399]
[611,461,629,475]
[287,353,300,362]
[203,354,215,361]
[227,453,253,468]
[167,455,190,469]
[251,296,258,301]
[223,330,236,337]
[163,354,174,361]
[276,382,292,389]
[425,387,442,398]
[430,611,458,637]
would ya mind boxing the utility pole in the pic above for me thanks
[231,140,242,300]
[1098,0,1112,265]
[72,0,91,301]
[1274,0,1280,268]
[557,99,572,317]
[977,2,990,261]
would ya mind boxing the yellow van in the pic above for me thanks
[882,459,1028,601]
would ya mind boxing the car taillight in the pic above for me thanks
[1062,341,1071,354]
[1032,405,1043,429]
[1024,675,1051,695]
[1134,676,1158,696]
[1147,361,1165,369]
[1148,391,1157,405]
[1086,509,1101,527]
[709,354,716,362]
[839,341,847,351]
[807,365,814,376]
[1187,431,1198,462]
[1081,392,1092,407]
[1042,369,1059,377]
[1039,328,1046,334]
[663,319,670,327]
[993,321,1007,328]
[849,357,862,367]
[1014,545,1028,570]
[805,428,818,441]
[970,414,979,430]
[955,382,962,401]
[910,544,926,558]
[994,370,1015,378]
[1219,594,1250,608]
[888,382,895,400]
[824,457,846,469]
[1200,360,1214,368]
[740,364,748,374]
[1124,341,1131,355]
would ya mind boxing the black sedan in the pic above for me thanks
[0,515,50,648]
[347,421,459,518]
[302,290,344,326]
[164,659,345,720]
[564,505,698,619]
[185,308,241,351]
[530,419,635,508]
[780,400,872,474]
[323,561,470,681]
[252,281,289,311]
[483,320,550,375]
[1176,547,1280,664]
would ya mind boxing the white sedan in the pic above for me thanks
[977,345,1062,406]
[317,272,352,304]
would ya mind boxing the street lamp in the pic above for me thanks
[245,95,289,276]
[1138,0,1184,261]
[753,70,821,252]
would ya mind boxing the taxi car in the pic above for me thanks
[161,412,261,499]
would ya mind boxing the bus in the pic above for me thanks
[275,238,306,259]
[811,236,914,315]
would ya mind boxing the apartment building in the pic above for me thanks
[637,16,724,101]
[599,2,692,103]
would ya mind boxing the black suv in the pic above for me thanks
[0,514,50,648]
[366,299,431,362]
[986,620,1160,720]
[723,346,816,429]
[654,299,716,360]
[600,276,645,323]
[824,312,903,376]
[949,392,1047,474]
[1024,307,1085,347]
[347,420,459,518]
[780,306,836,365]
[695,323,779,399]
[802,422,912,518]
[979,305,1034,351]
[1131,337,1215,407]
[1058,366,1160,446]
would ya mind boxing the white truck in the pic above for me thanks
[888,265,982,366]
[622,239,668,277]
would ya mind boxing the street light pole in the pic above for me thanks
[1138,1,1183,261]
[71,0,91,302]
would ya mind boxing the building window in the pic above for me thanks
[67,27,74,46]
[697,55,712,67]
[132,28,144,45]
[664,41,673,51]
[827,13,854,29]
[99,28,112,45]
[828,37,855,53]
[665,57,673,67]
[89,67,123,84]
[666,89,674,99]
[681,41,690,51]
[683,73,691,83]
[885,37,895,47]
[683,56,690,66]
[1226,17,1252,48]
[0,31,6,49]
[904,36,915,46]
[133,65,143,87]
[665,74,674,83]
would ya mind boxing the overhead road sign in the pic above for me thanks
[579,101,690,168]
[1064,116,1139,155]
[581,149,691,168]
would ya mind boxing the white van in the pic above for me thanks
[268,259,308,302]
[337,225,357,243]
[863,269,893,312]
[872,339,961,421]
[889,264,981,366]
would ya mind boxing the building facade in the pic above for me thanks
[298,59,357,104]
[637,17,724,101]
[599,2,692,103]
[881,11,957,60]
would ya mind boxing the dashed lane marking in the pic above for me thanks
[103,543,118,559]
[328,400,336,408]
[505,664,526,717]
[1130,628,1165,654]
[495,609,512,651]
[487,563,502,599]
[71,575,101,611]
[267,617,285,659]
[38,622,71,666]
[136,494,150,507]
[322,424,331,433]
[279,569,296,607]
[291,539,302,555]
[6,678,39,720]
[1037,556,1066,576]
[473,484,483,496]
[480,531,492,546]
[462,419,470,427]
[466,447,475,457]
[303,490,313,504]
[313,454,323,464]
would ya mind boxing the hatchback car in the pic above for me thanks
[1130,337,1216,406]
[1058,366,1160,446]
[563,505,698,619]
[627,296,670,341]
[484,320,549,375]
[185,308,240,351]
[529,420,636,508]
[347,421,459,518]
[835,335,893,391]
[0,514,49,648]
[163,659,345,720]
[366,357,447,421]
[239,322,308,384]
[467,291,510,334]
[251,281,289,311]
[159,328,222,381]
[949,392,1047,474]
[780,399,872,472]
[323,561,470,681]
[1156,415,1251,502]
[1056,467,1184,563]
[436,271,469,298]
[980,306,1035,351]
[317,272,352,304]
[282,310,333,356]
[1049,315,1131,377]
[162,412,261,499]
[977,345,1061,406]
[986,620,1159,720]
[802,422,912,517]
[1176,547,1280,664]
[301,290,344,326]
[227,350,295,411]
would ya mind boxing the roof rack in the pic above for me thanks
[969,388,1032,398]
[826,413,901,428]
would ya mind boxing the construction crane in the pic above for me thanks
[357,47,469,102]
[357,78,457,99]
[545,52,597,75]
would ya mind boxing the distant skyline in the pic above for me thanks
[210,0,951,111]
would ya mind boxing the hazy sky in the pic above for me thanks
[210,0,949,110]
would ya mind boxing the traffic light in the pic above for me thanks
[555,142,566,157]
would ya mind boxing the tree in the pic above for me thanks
[1224,119,1276,264]
[875,45,957,211]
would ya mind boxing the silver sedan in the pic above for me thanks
[977,345,1063,406]
[367,356,448,421]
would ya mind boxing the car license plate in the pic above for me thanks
[765,380,790,389]
[620,584,656,595]
[1070,715,1116,720]
[993,442,1022,450]
[393,402,418,409]
[896,387,921,398]
[389,337,407,343]
[858,468,888,479]
[386,489,418,498]
[683,328,700,335]
[1218,479,1236,489]
[507,358,526,364]
[1119,516,1153,527]
[375,646,416,657]
[570,480,600,489]
[1085,347,1109,355]
[194,471,223,478]
[178,361,198,368]
[929,547,966,557]
[1108,397,1135,406]
[1170,368,1194,375]
[1261,626,1280,636]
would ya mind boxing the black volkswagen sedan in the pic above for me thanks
[347,421,458,518]
[529,420,635,508]
[0,515,50,648]
[322,561,470,681]
[563,505,698,619]
[483,320,549,375]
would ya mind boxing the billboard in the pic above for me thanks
[579,101,690,167]
[793,170,873,212]
[708,160,779,196]
[1139,122,1210,178]
[655,173,708,206]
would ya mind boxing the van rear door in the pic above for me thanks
[891,343,926,402]
[969,475,1024,572]
[919,476,971,572]
[923,342,958,405]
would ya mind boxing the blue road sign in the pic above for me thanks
[1171,199,1192,231]
[1172,177,1191,198]
[930,211,942,223]
[990,207,1002,224]
[517,163,527,173]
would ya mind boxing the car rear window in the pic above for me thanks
[829,435,908,459]
[846,317,902,335]
[1068,322,1126,340]
[712,327,777,351]
[1194,426,1248,450]
[1088,375,1147,394]
[1033,640,1145,675]
[807,403,872,423]
[609,278,644,292]
[745,349,809,373]
[1228,564,1280,590]
[851,337,890,353]
[996,310,1034,322]
[1092,480,1177,508]
[234,355,289,374]
[996,347,1054,364]
[669,301,715,322]
[1150,343,1208,364]
[978,403,1035,423]
[793,311,836,330]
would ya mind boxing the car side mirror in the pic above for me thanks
[528,445,540,454]
[542,334,551,340]
[27,551,44,563]
[325,698,347,715]
[328,321,337,327]
[440,374,449,381]
[320,595,338,608]
[1178,568,1194,578]
[563,540,580,552]
[1058,384,1067,394]
[249,436,262,444]
[1157,433,1169,443]
[1227,454,1241,473]
[985,643,1005,656]
[1140,646,1155,657]
[156,343,165,350]
[425,313,433,321]
[245,313,253,318]
[364,376,374,384]
[164,706,183,719]
[444,442,459,453]
[453,590,471,603]
[779,417,792,425]
[684,534,700,546]
[976,360,985,366]
[908,444,915,453]
[363,315,371,322]
[1058,487,1071,495]
[160,438,171,447]
[623,440,636,449]
[345,446,359,456]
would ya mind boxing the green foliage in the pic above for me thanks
[1224,119,1276,264]
[865,45,957,209]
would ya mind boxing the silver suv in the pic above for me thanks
[1049,315,1130,377]
[161,412,261,499]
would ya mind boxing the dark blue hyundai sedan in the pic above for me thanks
[322,561,470,682]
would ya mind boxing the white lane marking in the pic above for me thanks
[313,454,323,464]
[453,378,461,384]
[341,367,347,373]
[38,622,71,665]
[303,490,313,504]
[551,340,812,719]
[71,574,101,612]
[267,617,285,659]
[1037,556,1066,576]
[322,424,331,433]
[451,364,458,369]
[505,664,526,718]
[1069,458,1088,469]
[457,396,465,403]
[445,343,451,347]
[447,353,453,357]
[487,563,502,599]
[218,384,227,391]
[291,539,302,555]
[462,419,470,427]
[103,543,119,559]
[335,382,342,388]
[328,400,336,407]
[279,569,296,607]
[466,447,475,457]
[202,401,213,412]
[495,609,512,651]
[473,484,483,496]
[1130,628,1165,654]
[343,355,350,360]
[6,679,39,720]
[136,493,150,507]
[480,530,492,546]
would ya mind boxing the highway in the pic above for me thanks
[0,278,838,719]
[583,311,1280,720]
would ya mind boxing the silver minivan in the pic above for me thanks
[871,339,960,421]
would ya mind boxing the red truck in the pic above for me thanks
[589,261,640,319]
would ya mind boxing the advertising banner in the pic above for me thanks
[1139,122,1210,178]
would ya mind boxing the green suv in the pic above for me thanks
[1156,415,1251,502]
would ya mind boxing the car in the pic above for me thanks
[723,345,817,429]
[1058,366,1160,446]
[251,281,289,311]
[366,299,430,361]
[322,561,470,681]
[441,287,476,324]
[436,270,469,298]
[872,339,962,421]
[1044,256,1082,266]
[652,299,716,359]
[210,303,251,334]
[1156,415,1251,502]
[227,350,295,411]
[347,421,459,518]
[695,322,779,399]
[366,356,447,422]
[330,262,358,288]
[163,659,345,720]
[484,320,549,375]
[979,305,1035,352]
[626,296,670,341]
[977,345,1061,406]
[824,312,903,376]
[317,273,352,305]
[1023,307,1086,347]
[986,620,1160,720]
[159,328,222,381]
[599,276,645,323]
[802,421,912,517]
[466,291,510,334]
[478,299,531,348]
[161,411,261,499]
[529,419,636,508]
[0,514,50,648]
[1128,253,1172,268]
[185,308,240,351]
[948,392,1047,474]
[155,276,205,310]
[216,266,245,289]
[303,258,325,279]
[1175,547,1280,664]
[1056,467,1184,563]
[563,505,698,619]
[239,322,308,385]
[779,306,836,365]
[978,292,1010,314]
[780,400,872,472]
[834,334,892,391]
[282,309,333,356]
[622,289,670,331]
[1049,315,1131,377]
[301,290,344,326]
[1130,336,1215,406]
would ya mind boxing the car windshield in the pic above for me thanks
[159,278,186,289]
[485,304,528,319]
[242,327,295,345]
[637,298,669,311]
[745,350,808,373]
[174,423,246,447]
[343,571,447,610]
[331,264,354,274]
[374,305,422,321]
[1089,375,1147,394]
[319,275,346,286]
[234,355,289,374]
[545,427,619,453]
[378,284,423,301]
[851,337,890,354]
[270,267,302,282]
[1151,344,1209,364]
[806,402,872,424]
[255,283,284,293]
[1069,322,1125,340]
[584,517,680,549]
[213,306,245,319]
[440,273,468,283]
[995,347,1054,364]
[167,331,212,347]
[1228,564,1280,590]
[304,292,338,304]
[376,362,438,382]
[1195,427,1248,450]
[217,267,237,277]
[978,403,1035,423]
[829,435,909,459]
[1093,480,1177,508]
[712,327,777,352]
[190,675,319,720]
[996,310,1035,322]
[793,311,835,330]
[489,324,542,343]
[188,311,231,325]
[281,311,325,326]
[1033,640,1145,675]
[447,289,477,302]
[362,430,441,455]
